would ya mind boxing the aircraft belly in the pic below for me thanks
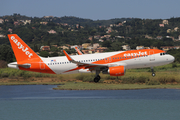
[52,64,78,74]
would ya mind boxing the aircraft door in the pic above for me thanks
[149,51,155,61]
[40,61,45,70]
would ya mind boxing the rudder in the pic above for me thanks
[8,34,39,62]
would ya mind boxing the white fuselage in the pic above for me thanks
[40,51,174,74]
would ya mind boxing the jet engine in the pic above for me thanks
[102,66,125,76]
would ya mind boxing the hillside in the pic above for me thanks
[0,14,180,63]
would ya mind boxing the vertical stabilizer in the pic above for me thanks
[8,34,39,62]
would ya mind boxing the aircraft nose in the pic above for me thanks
[170,55,175,62]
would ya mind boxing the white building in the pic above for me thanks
[122,45,131,50]
[0,19,4,24]
[136,46,144,50]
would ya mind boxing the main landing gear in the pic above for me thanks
[94,75,101,83]
[151,67,156,77]
[94,70,101,83]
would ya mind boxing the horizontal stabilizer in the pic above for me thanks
[8,62,31,69]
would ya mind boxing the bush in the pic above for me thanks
[76,74,86,80]
[158,76,176,84]
[82,76,94,82]
[59,76,64,80]
[1,72,9,78]
[22,73,31,79]
[146,80,160,85]
[35,73,44,78]
[105,75,117,80]
[134,76,148,83]
[121,76,135,84]
[75,73,96,82]
[0,60,7,68]
[172,63,177,68]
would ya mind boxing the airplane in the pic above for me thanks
[7,34,175,82]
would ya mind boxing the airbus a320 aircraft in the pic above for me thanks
[7,34,175,82]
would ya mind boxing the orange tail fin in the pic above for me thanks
[7,34,39,62]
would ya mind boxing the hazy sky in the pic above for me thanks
[1,0,180,20]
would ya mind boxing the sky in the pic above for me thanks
[1,0,180,20]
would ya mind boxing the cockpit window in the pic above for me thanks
[160,53,166,56]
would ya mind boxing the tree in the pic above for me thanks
[110,42,123,51]
[0,44,14,63]
[33,44,39,52]
[39,51,50,57]
[50,52,59,57]
[102,41,112,47]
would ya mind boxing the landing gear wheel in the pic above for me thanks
[94,75,101,83]
[97,75,101,80]
[94,77,99,83]
[151,67,155,77]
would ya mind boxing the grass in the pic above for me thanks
[53,82,180,90]
[0,63,180,90]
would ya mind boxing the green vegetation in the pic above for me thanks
[0,14,180,62]
[53,82,180,90]
[0,68,56,78]
[0,63,180,90]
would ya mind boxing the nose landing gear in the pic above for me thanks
[151,67,156,77]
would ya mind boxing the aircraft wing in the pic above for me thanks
[63,50,108,70]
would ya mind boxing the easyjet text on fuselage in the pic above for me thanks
[124,51,147,57]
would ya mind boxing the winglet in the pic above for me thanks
[75,47,83,55]
[63,50,83,65]
[63,50,73,61]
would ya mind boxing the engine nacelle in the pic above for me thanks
[102,66,125,76]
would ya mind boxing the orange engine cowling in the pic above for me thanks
[108,66,125,76]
